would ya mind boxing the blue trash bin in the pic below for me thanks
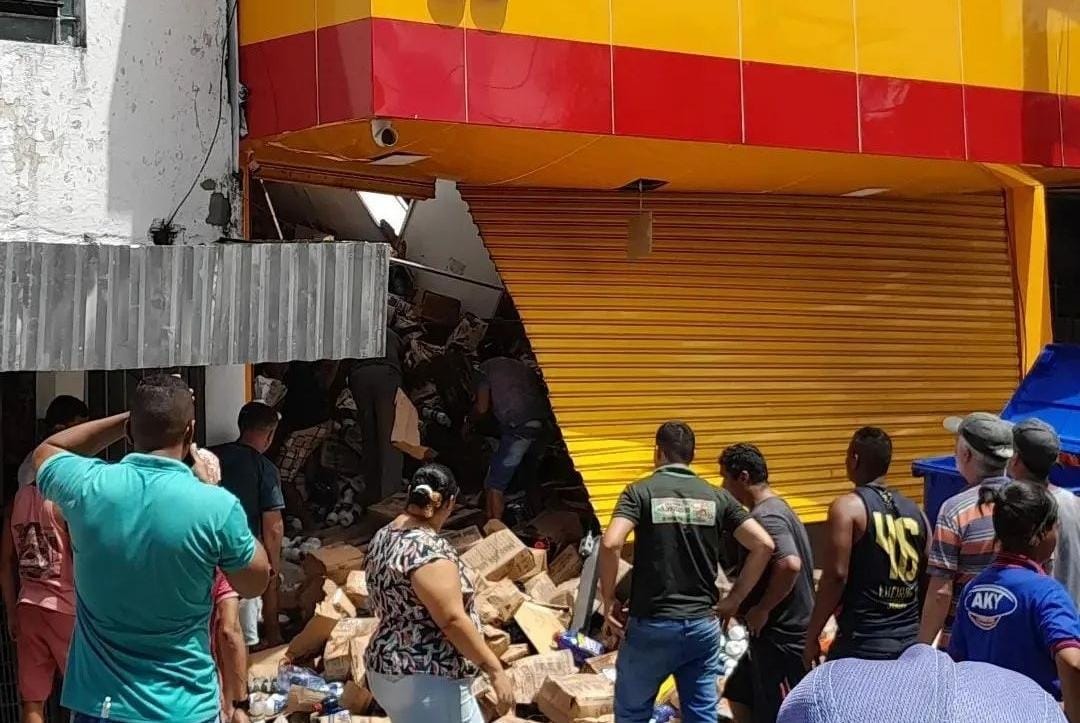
[913,344,1080,526]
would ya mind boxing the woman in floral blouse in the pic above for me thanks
[365,464,513,722]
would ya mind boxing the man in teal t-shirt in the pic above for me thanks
[32,375,271,723]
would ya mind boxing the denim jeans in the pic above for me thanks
[368,670,484,723]
[483,419,545,492]
[614,616,721,723]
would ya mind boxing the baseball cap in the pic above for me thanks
[777,645,1066,722]
[1013,418,1061,477]
[943,412,1014,461]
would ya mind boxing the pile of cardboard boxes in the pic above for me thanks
[248,504,728,723]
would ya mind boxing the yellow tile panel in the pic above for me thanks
[742,0,856,72]
[240,0,316,45]
[370,0,466,27]
[612,0,739,58]
[856,0,963,83]
[316,0,373,28]
[466,0,610,46]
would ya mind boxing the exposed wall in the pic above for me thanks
[403,180,503,319]
[0,0,235,246]
[204,364,247,445]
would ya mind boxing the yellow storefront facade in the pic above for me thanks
[238,1,1078,521]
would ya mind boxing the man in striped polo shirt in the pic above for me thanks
[919,412,1014,648]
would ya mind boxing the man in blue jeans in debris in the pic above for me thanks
[31,375,271,723]
[599,421,775,722]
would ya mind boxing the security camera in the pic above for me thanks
[371,119,398,148]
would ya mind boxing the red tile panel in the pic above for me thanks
[613,46,741,142]
[371,19,466,122]
[1061,96,1080,168]
[859,75,965,160]
[466,30,612,134]
[317,19,373,125]
[965,85,1062,166]
[742,61,859,153]
[241,32,318,138]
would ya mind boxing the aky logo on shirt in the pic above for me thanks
[964,584,1018,631]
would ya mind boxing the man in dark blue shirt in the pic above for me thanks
[211,401,284,647]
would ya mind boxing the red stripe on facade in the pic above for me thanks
[743,61,859,153]
[965,86,1062,166]
[240,20,1080,168]
[240,31,318,138]
[613,46,740,143]
[859,76,966,160]
[317,19,374,125]
[373,19,466,123]
[466,29,612,134]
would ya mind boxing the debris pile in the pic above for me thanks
[248,499,752,723]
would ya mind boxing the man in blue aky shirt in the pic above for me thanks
[949,480,1080,722]
[31,374,271,723]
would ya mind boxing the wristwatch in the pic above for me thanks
[232,699,250,712]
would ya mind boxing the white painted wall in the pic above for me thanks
[35,372,86,416]
[203,364,247,446]
[0,0,235,246]
[403,180,504,319]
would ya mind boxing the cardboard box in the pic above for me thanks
[507,650,577,705]
[461,529,535,583]
[475,578,527,626]
[340,680,373,714]
[247,644,289,688]
[582,651,617,676]
[288,582,356,659]
[440,526,483,554]
[514,548,549,583]
[344,570,369,610]
[323,618,379,681]
[524,572,558,603]
[285,685,327,714]
[304,545,366,585]
[513,601,566,654]
[536,675,615,723]
[548,546,584,586]
[499,643,531,665]
[483,519,509,536]
[417,289,462,327]
[349,625,380,681]
[483,625,511,657]
[369,493,408,524]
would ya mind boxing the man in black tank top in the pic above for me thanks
[803,427,930,668]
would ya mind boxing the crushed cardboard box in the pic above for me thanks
[247,644,289,688]
[288,581,356,659]
[548,546,583,586]
[537,674,615,723]
[514,600,566,654]
[440,526,484,554]
[475,578,527,626]
[344,571,369,610]
[304,545,366,586]
[462,528,536,583]
[507,650,577,705]
[483,625,511,657]
[500,643,531,665]
[524,572,558,602]
[514,547,549,583]
[324,618,378,681]
[583,651,617,677]
[340,680,373,715]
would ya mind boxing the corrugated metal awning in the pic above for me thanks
[0,240,388,371]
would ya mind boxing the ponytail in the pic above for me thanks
[980,481,1058,553]
[405,463,459,519]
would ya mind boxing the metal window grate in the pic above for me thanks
[0,0,82,45]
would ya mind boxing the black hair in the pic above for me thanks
[656,421,695,465]
[407,463,460,513]
[130,374,194,451]
[44,395,89,430]
[719,443,769,484]
[851,426,893,480]
[979,480,1058,553]
[238,401,280,433]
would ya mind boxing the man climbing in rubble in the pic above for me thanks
[599,422,775,723]
[30,374,270,723]
[349,328,405,508]
[470,351,552,521]
[0,396,87,723]
[211,401,285,649]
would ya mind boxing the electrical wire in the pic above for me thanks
[164,0,236,229]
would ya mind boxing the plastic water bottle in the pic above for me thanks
[650,704,677,723]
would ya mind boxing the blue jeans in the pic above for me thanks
[368,670,484,723]
[484,420,545,492]
[614,616,721,723]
